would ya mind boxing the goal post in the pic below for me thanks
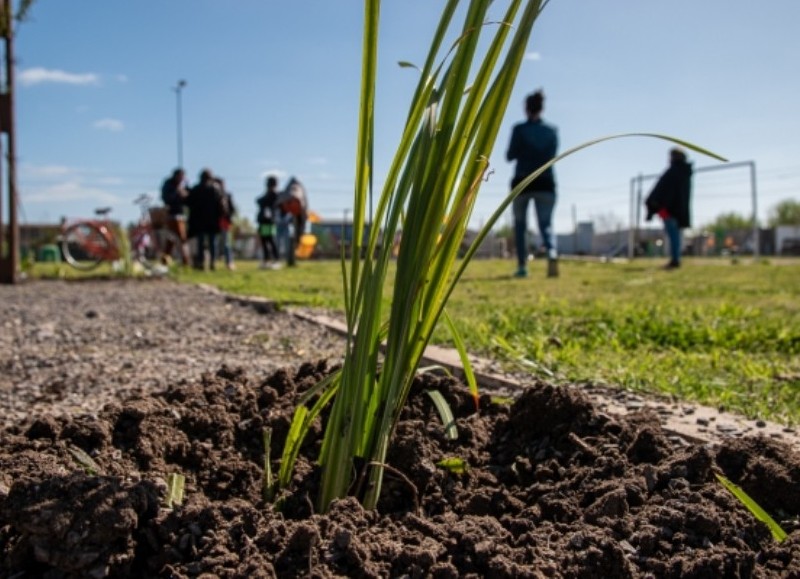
[629,160,758,259]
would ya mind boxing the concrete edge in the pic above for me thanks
[288,309,800,452]
[197,284,800,452]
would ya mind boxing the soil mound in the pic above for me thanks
[2,362,799,577]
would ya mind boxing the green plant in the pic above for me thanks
[716,473,787,542]
[262,427,275,502]
[68,445,100,475]
[278,0,725,513]
[164,473,186,509]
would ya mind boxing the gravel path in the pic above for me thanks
[0,279,346,429]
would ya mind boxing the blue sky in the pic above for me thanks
[11,0,800,235]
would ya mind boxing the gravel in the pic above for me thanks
[0,279,346,429]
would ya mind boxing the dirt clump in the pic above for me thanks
[2,363,799,577]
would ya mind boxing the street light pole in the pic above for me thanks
[174,79,187,168]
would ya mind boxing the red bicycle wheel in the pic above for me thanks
[60,222,114,270]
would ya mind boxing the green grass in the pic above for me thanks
[33,256,800,424]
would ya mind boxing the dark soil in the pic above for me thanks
[2,281,800,577]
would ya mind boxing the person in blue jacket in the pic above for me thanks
[507,89,559,278]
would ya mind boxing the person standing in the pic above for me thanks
[160,168,191,266]
[645,148,693,269]
[256,175,280,268]
[215,177,237,271]
[506,89,559,278]
[186,168,224,271]
[277,176,308,267]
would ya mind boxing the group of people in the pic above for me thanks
[255,175,308,269]
[507,89,693,278]
[160,168,237,271]
[159,169,309,271]
[160,92,692,275]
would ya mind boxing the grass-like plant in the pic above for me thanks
[716,473,787,542]
[279,0,725,513]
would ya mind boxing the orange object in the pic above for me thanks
[295,234,317,259]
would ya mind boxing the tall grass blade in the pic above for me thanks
[312,0,548,513]
[277,405,308,489]
[442,309,480,410]
[284,0,728,515]
[263,427,274,502]
[716,473,787,542]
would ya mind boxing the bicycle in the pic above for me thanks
[59,195,182,272]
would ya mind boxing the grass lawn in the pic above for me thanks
[34,256,800,424]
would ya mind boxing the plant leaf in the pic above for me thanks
[165,473,185,509]
[437,457,469,474]
[425,390,458,441]
[68,445,99,476]
[263,427,274,502]
[716,473,787,542]
[443,309,480,410]
[278,406,308,489]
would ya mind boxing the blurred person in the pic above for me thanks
[160,168,191,266]
[506,89,559,278]
[256,175,281,268]
[277,176,308,267]
[215,177,237,270]
[186,168,224,271]
[645,147,693,269]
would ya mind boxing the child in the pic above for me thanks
[256,175,280,268]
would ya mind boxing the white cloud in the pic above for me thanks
[307,156,329,166]
[524,52,542,61]
[115,74,129,83]
[93,118,124,132]
[23,181,123,204]
[19,67,100,87]
[20,163,76,177]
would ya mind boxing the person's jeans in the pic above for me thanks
[513,190,557,267]
[277,216,294,266]
[218,230,233,266]
[195,232,217,269]
[663,217,682,264]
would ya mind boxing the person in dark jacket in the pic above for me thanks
[215,178,237,271]
[160,168,191,266]
[645,148,693,269]
[256,175,280,268]
[186,168,224,270]
[507,89,559,278]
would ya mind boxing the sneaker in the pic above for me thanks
[514,267,528,278]
[547,259,559,278]
[259,262,269,270]
[663,260,680,270]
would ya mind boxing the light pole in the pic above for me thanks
[174,79,187,168]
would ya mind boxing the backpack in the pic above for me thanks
[278,178,307,217]
[219,192,232,219]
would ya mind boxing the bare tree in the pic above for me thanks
[589,211,625,234]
